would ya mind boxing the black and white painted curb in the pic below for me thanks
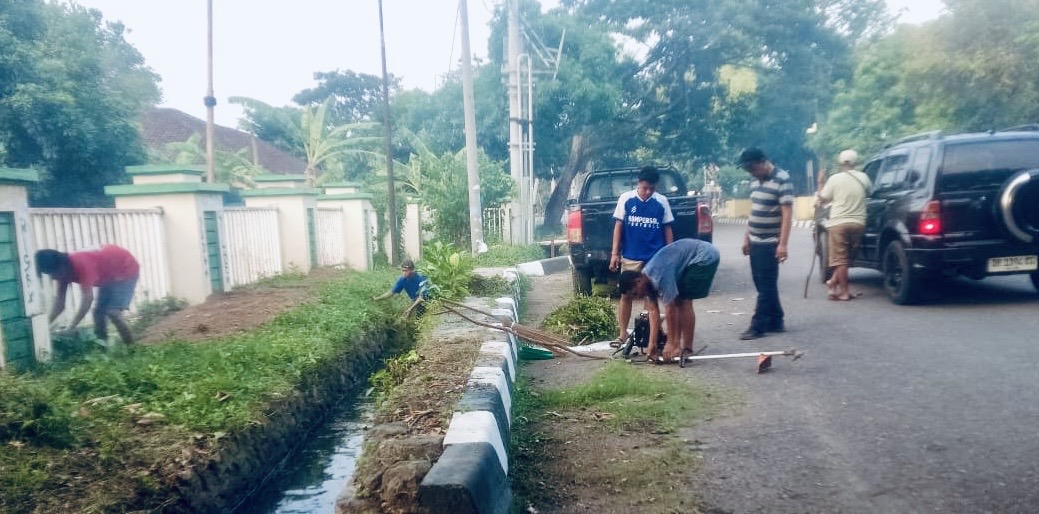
[714,217,815,229]
[515,255,571,276]
[419,282,521,514]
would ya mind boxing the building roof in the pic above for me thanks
[139,107,306,175]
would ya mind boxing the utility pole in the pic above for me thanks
[459,0,484,254]
[377,0,399,265]
[506,0,527,243]
[204,0,216,183]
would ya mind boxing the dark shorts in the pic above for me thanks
[677,260,720,300]
[97,277,138,311]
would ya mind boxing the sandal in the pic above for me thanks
[609,339,623,348]
[679,347,694,368]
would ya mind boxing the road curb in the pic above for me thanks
[515,255,571,276]
[418,291,520,514]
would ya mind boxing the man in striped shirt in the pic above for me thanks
[737,148,794,340]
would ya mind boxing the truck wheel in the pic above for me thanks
[572,267,593,296]
[882,241,919,305]
[816,230,833,283]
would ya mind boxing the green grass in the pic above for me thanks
[537,361,708,433]
[473,243,545,267]
[0,268,414,512]
[510,363,719,512]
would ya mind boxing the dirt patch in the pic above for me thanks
[515,273,708,513]
[138,268,343,343]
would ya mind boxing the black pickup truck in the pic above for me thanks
[565,166,714,294]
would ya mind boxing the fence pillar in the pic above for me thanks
[403,199,424,262]
[318,182,375,271]
[0,168,50,370]
[106,165,230,305]
[241,175,321,273]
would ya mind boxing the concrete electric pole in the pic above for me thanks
[204,0,216,183]
[459,0,485,254]
[377,0,400,265]
[506,0,527,244]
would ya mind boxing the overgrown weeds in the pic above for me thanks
[0,268,413,513]
[473,244,544,267]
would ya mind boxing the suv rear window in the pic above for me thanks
[941,139,1039,191]
[583,173,682,201]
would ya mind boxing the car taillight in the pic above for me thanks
[567,209,583,244]
[918,200,942,235]
[697,202,713,236]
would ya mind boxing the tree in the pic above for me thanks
[293,69,399,125]
[0,1,160,206]
[152,134,266,189]
[230,96,383,185]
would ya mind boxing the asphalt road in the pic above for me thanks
[684,223,1039,514]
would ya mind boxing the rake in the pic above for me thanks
[439,300,606,360]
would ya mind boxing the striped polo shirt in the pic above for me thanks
[748,167,795,244]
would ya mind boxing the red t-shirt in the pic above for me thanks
[67,245,140,288]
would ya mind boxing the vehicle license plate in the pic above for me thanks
[987,255,1038,272]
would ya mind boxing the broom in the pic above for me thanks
[439,300,606,360]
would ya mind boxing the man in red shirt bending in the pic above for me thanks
[36,245,140,345]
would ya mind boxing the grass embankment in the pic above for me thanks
[0,269,413,513]
[511,361,721,513]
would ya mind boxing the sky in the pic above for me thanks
[70,0,946,128]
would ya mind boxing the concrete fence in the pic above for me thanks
[0,168,432,371]
[223,207,283,288]
[30,208,171,325]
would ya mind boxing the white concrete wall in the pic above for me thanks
[243,194,318,273]
[0,185,50,364]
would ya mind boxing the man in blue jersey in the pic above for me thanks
[609,166,675,345]
[373,259,429,317]
[737,148,794,340]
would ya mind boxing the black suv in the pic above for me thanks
[814,127,1039,304]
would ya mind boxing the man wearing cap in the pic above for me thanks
[373,259,430,317]
[737,148,794,340]
[818,149,872,301]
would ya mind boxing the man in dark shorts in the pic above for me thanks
[36,245,140,345]
[618,238,720,363]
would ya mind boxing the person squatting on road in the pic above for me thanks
[618,238,721,363]
[818,149,872,301]
[372,259,430,318]
[609,165,675,346]
[737,147,794,341]
[35,244,140,345]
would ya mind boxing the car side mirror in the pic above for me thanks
[905,170,921,185]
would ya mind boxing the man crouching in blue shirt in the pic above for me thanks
[618,239,720,363]
[373,259,430,317]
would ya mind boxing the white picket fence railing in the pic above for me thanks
[223,207,283,288]
[483,206,510,244]
[316,207,346,267]
[30,208,171,325]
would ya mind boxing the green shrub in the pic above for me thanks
[369,349,422,403]
[418,241,474,300]
[540,295,617,345]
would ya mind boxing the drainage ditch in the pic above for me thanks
[234,396,373,513]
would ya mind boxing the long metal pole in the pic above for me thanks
[204,0,216,183]
[377,0,399,265]
[459,0,484,254]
